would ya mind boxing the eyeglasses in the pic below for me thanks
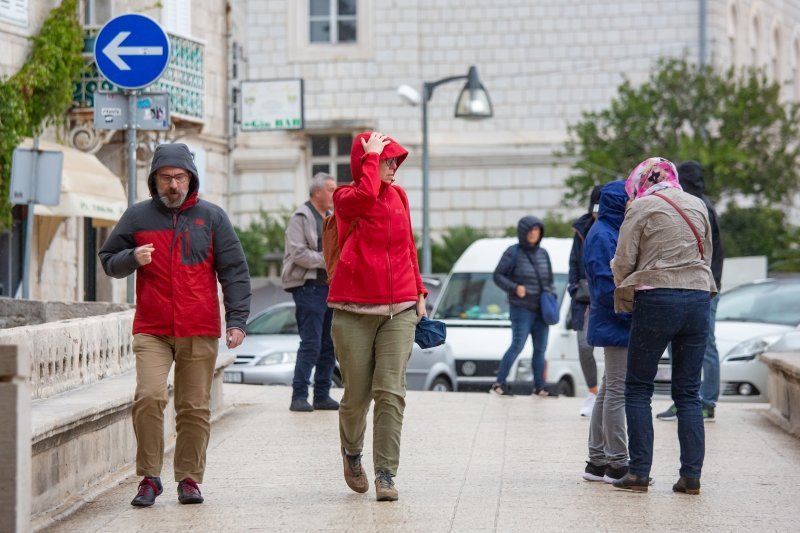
[157,173,189,184]
[382,158,398,168]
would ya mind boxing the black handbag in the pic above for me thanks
[574,278,591,304]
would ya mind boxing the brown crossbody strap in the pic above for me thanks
[652,192,704,260]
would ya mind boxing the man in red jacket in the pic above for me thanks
[328,132,427,502]
[99,143,250,507]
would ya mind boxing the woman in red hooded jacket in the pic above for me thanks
[328,132,427,502]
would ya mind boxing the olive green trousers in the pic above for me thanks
[332,308,417,475]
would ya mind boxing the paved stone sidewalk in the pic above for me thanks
[46,385,800,532]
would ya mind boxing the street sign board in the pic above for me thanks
[240,79,304,131]
[94,13,170,90]
[9,148,63,206]
[94,92,170,130]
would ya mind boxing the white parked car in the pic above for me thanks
[655,278,800,403]
[431,237,601,396]
[221,301,458,392]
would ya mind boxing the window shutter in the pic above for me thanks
[0,0,28,25]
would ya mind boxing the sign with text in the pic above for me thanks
[240,79,304,131]
[93,92,170,130]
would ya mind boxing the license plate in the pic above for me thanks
[223,371,243,383]
[655,366,671,381]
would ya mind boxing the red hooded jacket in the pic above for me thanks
[327,133,426,306]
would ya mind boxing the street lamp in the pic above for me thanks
[399,66,493,275]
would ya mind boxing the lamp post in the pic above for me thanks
[408,65,492,274]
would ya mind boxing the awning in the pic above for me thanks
[21,138,128,225]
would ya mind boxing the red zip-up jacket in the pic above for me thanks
[327,133,426,306]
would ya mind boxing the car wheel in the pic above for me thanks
[428,376,453,392]
[557,377,574,397]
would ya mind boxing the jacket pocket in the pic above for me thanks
[182,225,212,265]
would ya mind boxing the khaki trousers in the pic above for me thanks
[131,333,218,483]
[331,308,417,476]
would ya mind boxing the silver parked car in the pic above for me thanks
[221,301,457,392]
[655,278,800,402]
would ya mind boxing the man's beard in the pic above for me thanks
[159,190,188,208]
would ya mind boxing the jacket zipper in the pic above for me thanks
[385,192,394,318]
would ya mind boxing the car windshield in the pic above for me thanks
[245,306,298,335]
[717,281,800,326]
[433,272,567,320]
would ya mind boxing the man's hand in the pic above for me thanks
[134,243,155,266]
[226,328,245,349]
[361,132,390,155]
[516,285,526,298]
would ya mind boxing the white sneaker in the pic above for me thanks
[580,393,597,417]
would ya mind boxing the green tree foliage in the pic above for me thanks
[720,205,800,272]
[234,209,291,276]
[0,0,84,228]
[430,225,489,274]
[560,57,800,207]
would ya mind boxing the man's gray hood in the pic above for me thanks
[147,143,200,197]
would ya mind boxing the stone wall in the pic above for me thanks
[0,298,133,329]
[0,310,135,399]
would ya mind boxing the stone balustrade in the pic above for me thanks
[0,310,135,399]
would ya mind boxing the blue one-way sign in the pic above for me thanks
[94,14,170,90]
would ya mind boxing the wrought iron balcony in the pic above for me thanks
[73,27,204,121]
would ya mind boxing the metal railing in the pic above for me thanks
[73,27,204,120]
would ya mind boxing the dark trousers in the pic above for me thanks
[292,284,336,402]
[496,305,549,390]
[625,289,709,479]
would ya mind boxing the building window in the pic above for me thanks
[162,0,191,37]
[83,0,111,26]
[728,3,738,66]
[288,0,372,62]
[309,0,357,43]
[750,15,761,67]
[771,26,782,82]
[310,134,353,184]
[0,0,27,26]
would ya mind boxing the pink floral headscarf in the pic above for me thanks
[625,157,682,200]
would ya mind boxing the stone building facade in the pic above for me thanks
[232,0,800,239]
[1,0,239,302]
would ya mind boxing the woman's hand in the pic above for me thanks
[516,285,526,298]
[361,132,390,155]
[416,294,427,319]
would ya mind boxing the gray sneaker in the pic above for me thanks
[289,398,313,412]
[656,404,677,421]
[375,469,398,501]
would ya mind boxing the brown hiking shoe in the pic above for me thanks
[375,470,398,501]
[341,448,369,493]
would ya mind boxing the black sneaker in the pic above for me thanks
[177,478,204,504]
[490,383,514,396]
[672,476,701,495]
[656,404,678,421]
[612,473,652,492]
[703,405,715,422]
[131,476,163,507]
[289,398,314,412]
[313,397,340,410]
[582,461,605,482]
[603,464,628,483]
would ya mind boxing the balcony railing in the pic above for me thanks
[73,27,204,121]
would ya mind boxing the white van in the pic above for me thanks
[431,237,603,395]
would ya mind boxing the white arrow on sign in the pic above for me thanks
[102,31,165,71]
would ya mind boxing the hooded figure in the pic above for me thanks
[568,184,602,331]
[677,161,724,290]
[491,216,555,396]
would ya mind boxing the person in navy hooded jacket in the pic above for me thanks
[581,181,632,485]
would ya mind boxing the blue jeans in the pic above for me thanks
[497,305,549,390]
[700,294,720,408]
[291,284,336,402]
[626,289,709,479]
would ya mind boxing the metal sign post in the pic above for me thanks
[94,13,170,303]
[9,139,64,299]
